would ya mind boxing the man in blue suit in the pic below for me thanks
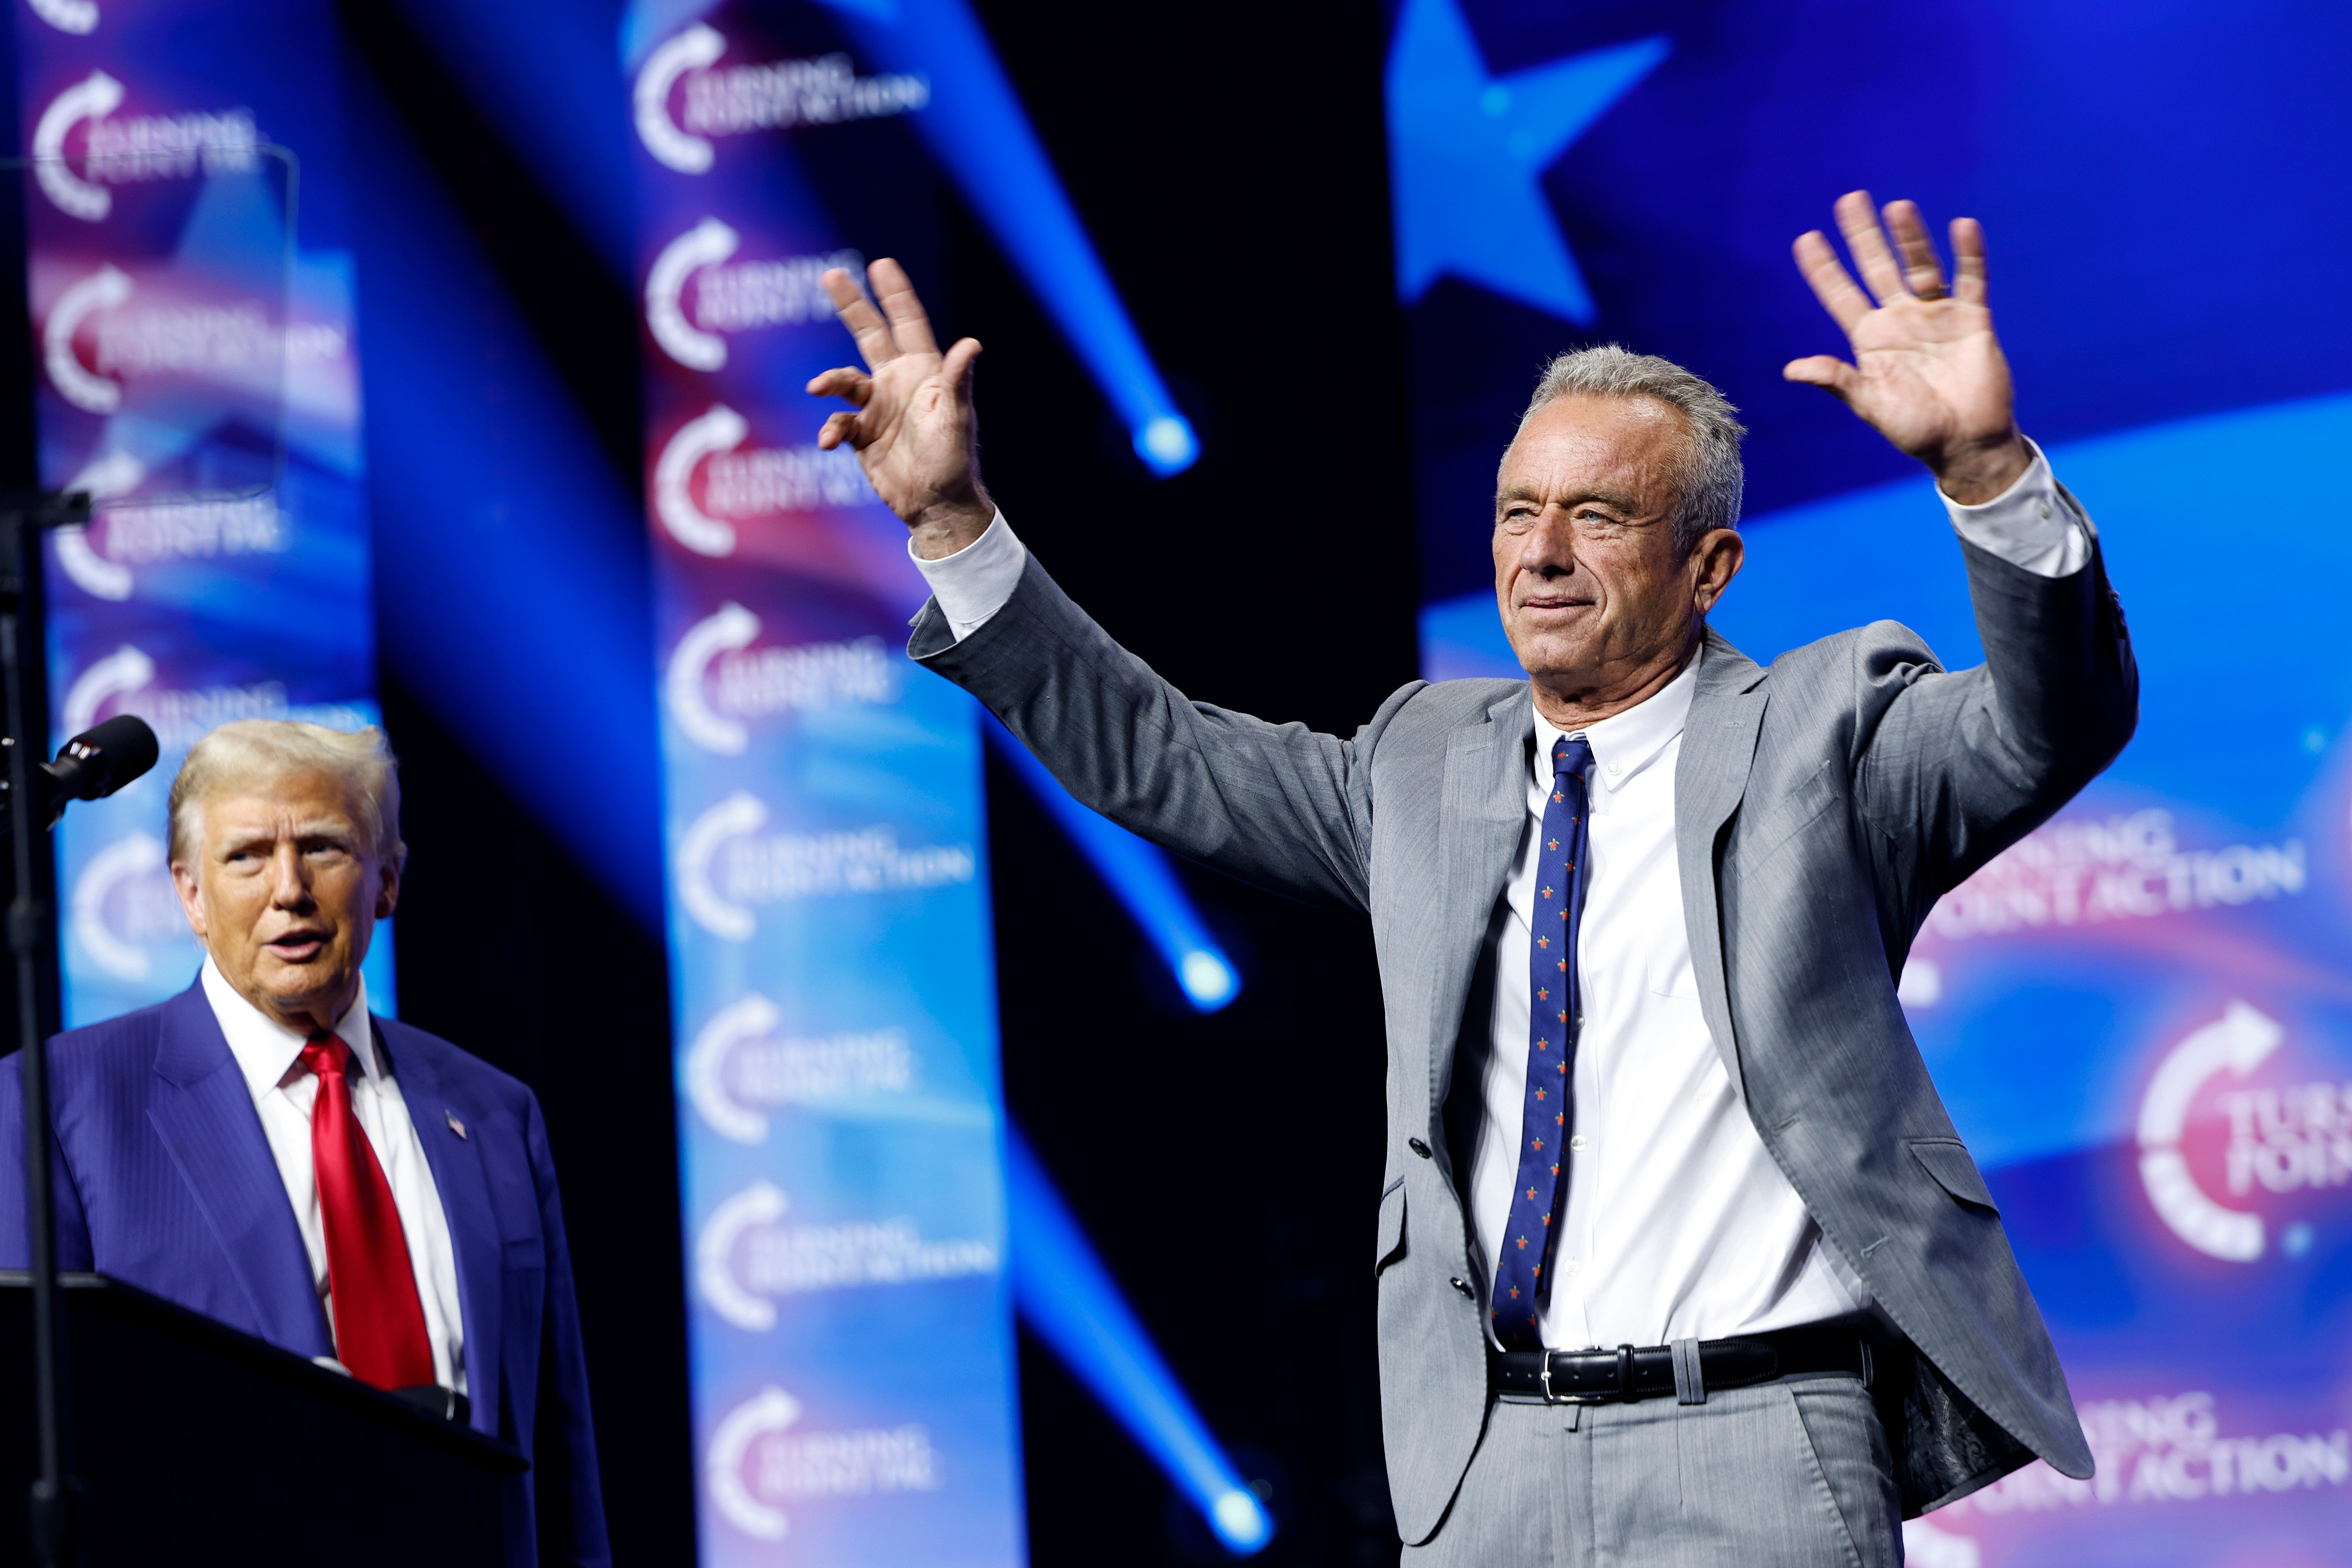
[1,719,608,1566]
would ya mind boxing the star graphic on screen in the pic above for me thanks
[1385,0,1669,323]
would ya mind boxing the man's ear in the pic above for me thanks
[374,860,400,921]
[1690,528,1745,615]
[172,862,207,940]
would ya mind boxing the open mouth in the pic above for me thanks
[264,930,329,962]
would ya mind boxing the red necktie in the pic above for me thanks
[301,1034,435,1389]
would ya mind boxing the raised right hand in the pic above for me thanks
[807,258,992,558]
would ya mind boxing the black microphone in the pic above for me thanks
[36,714,161,826]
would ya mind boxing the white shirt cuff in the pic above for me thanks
[1941,438,2094,578]
[909,509,1027,641]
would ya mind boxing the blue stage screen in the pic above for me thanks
[628,6,1027,1562]
[1395,1,2352,1560]
[10,0,394,1025]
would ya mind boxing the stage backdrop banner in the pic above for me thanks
[628,6,1026,1564]
[8,0,391,1025]
[1393,0,2352,1562]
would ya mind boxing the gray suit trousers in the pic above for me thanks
[1410,1378,1902,1568]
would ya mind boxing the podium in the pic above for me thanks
[1,1273,524,1566]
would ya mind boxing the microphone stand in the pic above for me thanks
[2,489,89,1568]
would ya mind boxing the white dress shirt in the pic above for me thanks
[1468,654,1872,1348]
[202,959,467,1390]
[914,441,2090,1349]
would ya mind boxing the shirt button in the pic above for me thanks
[1569,1135,1588,1152]
[1563,1258,1582,1276]
[1449,1277,1475,1299]
[1408,1137,1433,1159]
[2038,499,2052,519]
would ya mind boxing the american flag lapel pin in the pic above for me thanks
[445,1108,468,1140]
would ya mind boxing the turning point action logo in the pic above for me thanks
[653,406,878,558]
[32,70,256,221]
[696,1179,995,1331]
[2138,1001,2350,1262]
[634,25,928,175]
[683,992,914,1144]
[675,793,975,940]
[645,216,861,371]
[665,602,896,755]
[706,1387,939,1541]
[28,0,98,36]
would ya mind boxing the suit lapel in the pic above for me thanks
[146,984,331,1356]
[1427,689,1535,1118]
[382,1021,502,1436]
[1675,629,1769,1101]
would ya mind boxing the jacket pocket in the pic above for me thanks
[1909,1138,1999,1214]
[1374,1178,1408,1273]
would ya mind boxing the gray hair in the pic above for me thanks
[167,720,406,872]
[1516,345,1746,554]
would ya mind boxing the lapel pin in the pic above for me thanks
[445,1108,468,1140]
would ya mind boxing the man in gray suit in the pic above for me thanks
[808,193,2134,1565]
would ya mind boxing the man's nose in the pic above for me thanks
[266,844,311,905]
[1520,508,1580,575]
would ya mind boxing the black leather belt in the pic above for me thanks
[1490,1324,1875,1405]
[390,1384,471,1425]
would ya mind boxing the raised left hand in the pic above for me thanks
[1785,191,2029,504]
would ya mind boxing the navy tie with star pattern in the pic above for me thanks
[1492,734,1593,1350]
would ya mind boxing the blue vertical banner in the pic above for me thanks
[628,6,1026,1564]
[9,0,392,1024]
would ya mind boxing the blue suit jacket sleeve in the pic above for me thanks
[522,1086,610,1568]
[0,1045,96,1272]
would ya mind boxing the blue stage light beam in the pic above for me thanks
[413,0,1195,473]
[346,73,667,928]
[1005,1123,1272,1554]
[388,0,638,277]
[350,54,1256,1568]
[984,718,1239,1011]
[813,0,1201,477]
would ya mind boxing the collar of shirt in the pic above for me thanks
[1532,643,1705,793]
[199,957,379,1098]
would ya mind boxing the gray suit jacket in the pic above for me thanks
[912,536,2136,1539]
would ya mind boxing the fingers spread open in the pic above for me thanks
[1833,189,1911,304]
[941,337,983,401]
[1791,230,1873,334]
[868,257,940,359]
[1783,354,1860,403]
[823,266,899,369]
[815,409,861,451]
[1949,216,1989,305]
[805,366,874,407]
[1884,199,1948,299]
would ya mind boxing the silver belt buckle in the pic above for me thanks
[1536,1352,1604,1405]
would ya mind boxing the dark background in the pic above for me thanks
[342,0,1424,1562]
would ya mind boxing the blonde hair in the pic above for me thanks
[167,720,407,871]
